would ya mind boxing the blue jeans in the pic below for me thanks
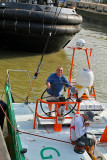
[76,133,95,147]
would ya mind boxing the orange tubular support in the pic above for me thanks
[100,126,107,143]
[90,48,93,57]
[33,99,78,131]
[85,48,91,69]
[33,47,97,131]
[54,104,62,132]
[92,84,96,100]
[66,48,75,110]
[69,48,75,83]
[67,47,96,100]
[33,99,39,129]
[76,102,80,114]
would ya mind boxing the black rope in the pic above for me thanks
[33,0,66,79]
[33,32,52,79]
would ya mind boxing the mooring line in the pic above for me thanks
[0,104,71,144]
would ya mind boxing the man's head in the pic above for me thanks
[56,67,63,77]
[83,111,95,122]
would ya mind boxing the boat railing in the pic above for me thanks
[33,98,81,131]
[6,69,36,103]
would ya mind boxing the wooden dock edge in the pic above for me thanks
[0,127,11,160]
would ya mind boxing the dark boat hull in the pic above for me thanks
[0,2,82,53]
[0,32,75,53]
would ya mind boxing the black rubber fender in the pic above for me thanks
[0,20,81,35]
[0,8,82,25]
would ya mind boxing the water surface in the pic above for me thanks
[0,21,107,103]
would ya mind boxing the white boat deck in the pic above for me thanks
[13,102,107,160]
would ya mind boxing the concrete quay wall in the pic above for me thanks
[65,1,107,25]
[66,1,107,13]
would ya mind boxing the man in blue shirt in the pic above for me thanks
[46,67,71,115]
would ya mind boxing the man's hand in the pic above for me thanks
[46,82,51,89]
[84,121,90,127]
[70,86,78,94]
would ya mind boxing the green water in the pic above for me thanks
[0,49,71,102]
[0,22,107,103]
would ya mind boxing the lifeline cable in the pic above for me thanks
[0,104,71,144]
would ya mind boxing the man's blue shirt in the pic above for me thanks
[46,73,69,97]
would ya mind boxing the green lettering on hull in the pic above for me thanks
[40,147,60,159]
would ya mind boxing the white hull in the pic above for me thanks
[13,102,107,160]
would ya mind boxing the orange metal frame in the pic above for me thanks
[33,47,97,132]
[67,47,96,100]
[33,99,80,131]
[100,126,107,143]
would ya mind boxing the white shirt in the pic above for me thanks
[70,114,88,141]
